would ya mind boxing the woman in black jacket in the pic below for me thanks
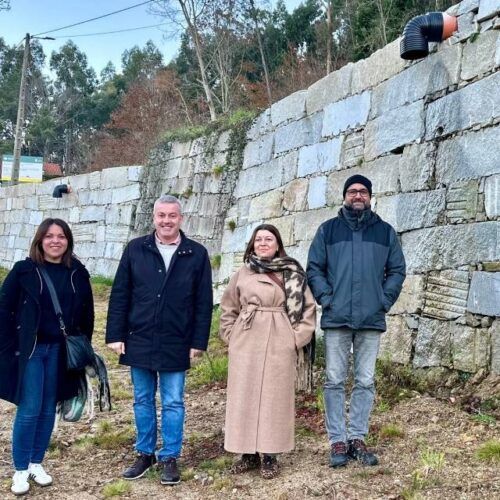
[0,218,94,495]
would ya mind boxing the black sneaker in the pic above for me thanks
[347,439,379,466]
[122,452,156,480]
[160,457,180,485]
[330,441,348,468]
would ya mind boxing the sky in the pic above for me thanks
[1,0,304,77]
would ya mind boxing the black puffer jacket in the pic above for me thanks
[105,231,213,372]
[307,208,406,331]
[0,258,94,405]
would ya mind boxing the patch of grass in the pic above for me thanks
[213,164,225,176]
[145,467,160,480]
[401,469,428,499]
[471,413,496,425]
[375,400,391,413]
[102,479,131,498]
[98,420,113,433]
[420,449,445,474]
[476,439,500,463]
[315,386,325,413]
[91,275,114,286]
[188,353,228,388]
[227,219,236,232]
[111,386,133,401]
[0,266,9,285]
[199,456,233,473]
[74,425,134,451]
[296,425,317,438]
[212,477,233,491]
[211,254,222,270]
[186,432,205,445]
[181,468,196,481]
[379,423,405,440]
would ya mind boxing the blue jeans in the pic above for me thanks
[12,343,60,470]
[131,367,186,460]
[324,328,381,444]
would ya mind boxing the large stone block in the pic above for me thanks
[286,240,311,269]
[413,318,452,368]
[461,31,498,80]
[105,226,131,242]
[271,90,307,127]
[351,38,406,94]
[306,63,353,115]
[364,100,424,161]
[402,222,498,273]
[111,184,141,204]
[436,127,500,184]
[297,137,343,177]
[423,270,469,320]
[399,143,436,192]
[308,176,327,209]
[248,190,283,222]
[446,180,479,222]
[266,215,295,247]
[477,0,500,20]
[322,91,371,138]
[234,162,282,198]
[491,320,500,374]
[485,174,500,218]
[375,189,445,233]
[101,166,131,189]
[379,316,413,364]
[283,179,308,212]
[426,72,500,140]
[242,133,274,169]
[274,150,299,185]
[370,44,461,118]
[274,118,315,155]
[389,274,425,315]
[28,211,44,226]
[452,325,477,372]
[246,109,272,141]
[221,225,248,253]
[467,271,500,316]
[326,155,401,205]
[294,207,337,242]
[80,206,106,223]
[72,223,98,242]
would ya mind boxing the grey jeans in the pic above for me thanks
[323,328,381,444]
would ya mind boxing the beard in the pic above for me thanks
[344,199,371,215]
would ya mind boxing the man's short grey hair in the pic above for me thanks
[153,194,183,214]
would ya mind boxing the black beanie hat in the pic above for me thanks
[343,174,372,198]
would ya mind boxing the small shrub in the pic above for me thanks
[420,449,445,474]
[182,186,193,198]
[375,400,391,413]
[211,254,222,270]
[227,220,236,232]
[476,439,500,463]
[199,456,233,472]
[379,423,405,439]
[213,164,225,176]
[212,477,233,491]
[102,479,131,498]
[181,468,196,481]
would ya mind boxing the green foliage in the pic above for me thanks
[471,413,496,425]
[102,479,131,498]
[91,275,114,286]
[227,220,236,232]
[379,423,405,439]
[211,254,222,270]
[181,468,196,481]
[0,266,9,285]
[199,456,233,473]
[212,164,225,176]
[188,354,228,388]
[476,439,500,463]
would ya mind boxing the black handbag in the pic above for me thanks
[38,265,94,370]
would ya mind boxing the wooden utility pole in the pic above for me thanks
[9,33,30,186]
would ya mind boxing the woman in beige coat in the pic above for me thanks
[220,224,316,479]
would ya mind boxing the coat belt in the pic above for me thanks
[241,305,285,330]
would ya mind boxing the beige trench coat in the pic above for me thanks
[219,265,316,454]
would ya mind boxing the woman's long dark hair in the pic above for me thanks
[29,218,74,267]
[243,224,287,262]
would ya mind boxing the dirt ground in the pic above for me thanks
[1,288,499,499]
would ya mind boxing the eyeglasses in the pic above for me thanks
[346,188,370,197]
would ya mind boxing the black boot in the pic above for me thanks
[330,441,349,468]
[347,439,378,466]
[160,457,180,485]
[122,452,156,480]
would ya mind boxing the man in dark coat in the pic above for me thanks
[307,175,405,468]
[106,194,213,485]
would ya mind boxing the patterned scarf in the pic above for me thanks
[247,254,307,326]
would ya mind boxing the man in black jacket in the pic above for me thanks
[307,175,405,468]
[106,195,213,485]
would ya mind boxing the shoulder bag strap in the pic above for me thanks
[37,265,67,336]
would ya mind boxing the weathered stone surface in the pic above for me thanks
[371,44,461,118]
[283,179,308,211]
[104,242,125,260]
[72,224,98,242]
[376,189,445,233]
[402,222,498,273]
[457,0,479,15]
[478,0,500,20]
[234,163,282,198]
[322,91,371,138]
[436,127,500,184]
[88,171,101,190]
[490,320,500,374]
[294,207,337,242]
[446,180,479,222]
[426,72,500,139]
[271,90,307,127]
[221,225,248,253]
[467,271,500,316]
[399,143,436,192]
[111,184,141,204]
[461,31,498,80]
[351,39,406,94]
[389,274,425,315]
[308,176,327,209]
[242,133,274,169]
[327,155,401,205]
[286,240,311,268]
[105,226,131,242]
[297,138,343,177]
[485,174,500,217]
[28,211,44,226]
[423,270,469,320]
[413,318,452,368]
[274,118,315,155]
[379,316,413,364]
[80,206,106,223]
[364,100,424,161]
[246,109,272,141]
[452,325,477,372]
[306,63,353,115]
[266,215,295,247]
[101,167,131,189]
[277,150,299,185]
[248,190,283,222]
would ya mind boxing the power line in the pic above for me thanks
[33,0,154,37]
[51,22,167,39]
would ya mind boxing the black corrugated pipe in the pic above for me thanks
[52,184,70,198]
[400,12,457,60]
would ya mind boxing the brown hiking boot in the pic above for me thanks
[260,455,279,479]
[229,453,260,474]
